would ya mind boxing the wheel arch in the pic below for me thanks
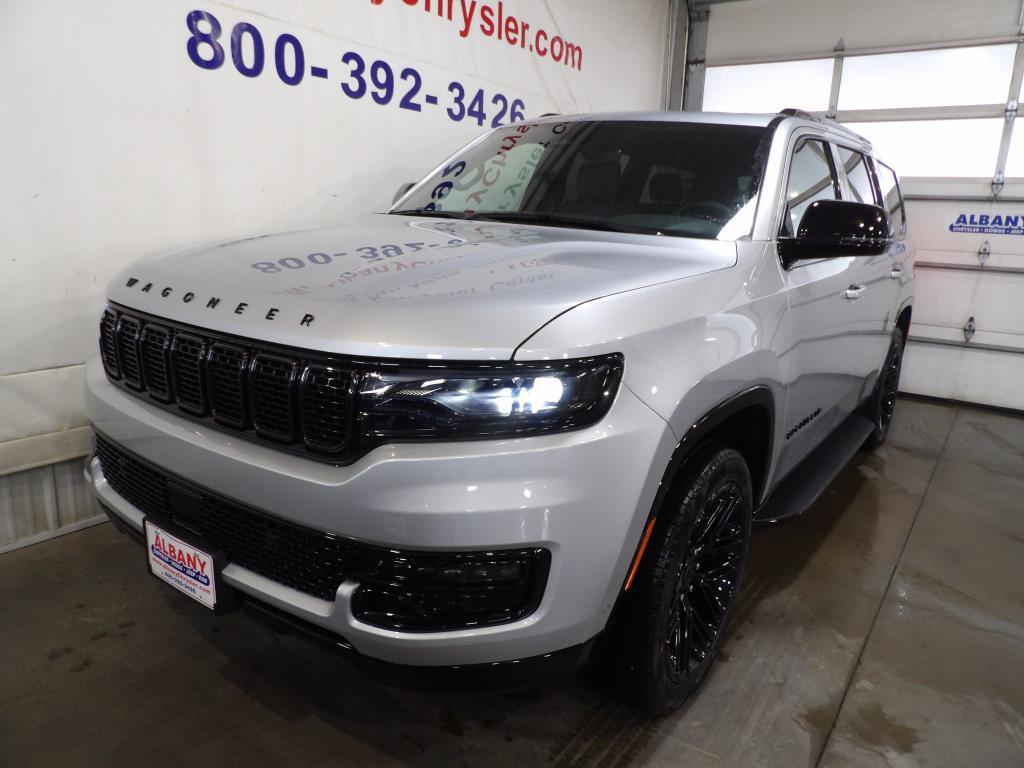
[895,303,912,341]
[619,385,775,595]
[599,386,775,668]
[666,386,775,506]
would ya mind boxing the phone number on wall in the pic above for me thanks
[185,10,529,128]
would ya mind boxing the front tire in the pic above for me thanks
[619,445,753,715]
[863,327,905,450]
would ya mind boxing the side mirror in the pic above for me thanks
[778,200,892,266]
[392,182,415,205]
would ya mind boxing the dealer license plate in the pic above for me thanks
[145,519,217,610]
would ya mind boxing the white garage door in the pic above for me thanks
[696,0,1024,410]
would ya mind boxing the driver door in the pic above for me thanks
[775,137,864,479]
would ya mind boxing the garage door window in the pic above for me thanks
[1002,129,1024,176]
[843,119,1004,178]
[702,58,833,113]
[837,45,1015,111]
[783,139,840,235]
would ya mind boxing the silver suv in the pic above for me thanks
[86,110,914,713]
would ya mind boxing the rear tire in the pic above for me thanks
[863,327,905,450]
[618,445,753,715]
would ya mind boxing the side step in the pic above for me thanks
[754,412,875,525]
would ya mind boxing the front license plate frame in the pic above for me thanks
[143,516,236,614]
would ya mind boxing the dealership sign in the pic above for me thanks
[950,213,1024,235]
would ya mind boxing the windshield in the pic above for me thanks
[392,120,768,240]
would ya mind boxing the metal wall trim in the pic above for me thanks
[908,335,1024,355]
[915,261,1024,276]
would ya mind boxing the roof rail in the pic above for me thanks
[777,107,870,145]
[778,107,816,120]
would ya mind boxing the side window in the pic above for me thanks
[875,161,906,236]
[783,139,841,236]
[837,147,880,206]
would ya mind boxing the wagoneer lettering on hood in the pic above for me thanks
[109,215,737,359]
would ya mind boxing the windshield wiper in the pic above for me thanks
[390,208,477,219]
[470,211,650,235]
[390,209,651,235]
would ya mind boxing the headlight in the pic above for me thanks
[357,354,624,440]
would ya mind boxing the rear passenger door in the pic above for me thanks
[835,146,905,399]
[775,137,864,479]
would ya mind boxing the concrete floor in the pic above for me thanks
[1,398,1022,767]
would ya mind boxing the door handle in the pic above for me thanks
[890,265,904,279]
[844,284,866,300]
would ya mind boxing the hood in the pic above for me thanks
[108,214,736,360]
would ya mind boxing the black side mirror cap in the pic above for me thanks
[778,200,892,267]
[392,182,415,205]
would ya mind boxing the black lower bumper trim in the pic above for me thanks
[101,501,591,692]
[239,591,593,693]
[94,428,549,631]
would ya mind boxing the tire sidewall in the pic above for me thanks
[868,327,905,447]
[631,446,753,714]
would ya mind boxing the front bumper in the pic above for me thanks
[85,355,674,666]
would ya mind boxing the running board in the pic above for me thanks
[754,413,875,525]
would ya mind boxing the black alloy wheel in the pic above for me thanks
[619,444,753,714]
[664,479,745,684]
[864,327,905,450]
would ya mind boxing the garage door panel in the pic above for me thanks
[903,178,1000,200]
[705,0,1021,65]
[916,249,1024,270]
[906,200,1024,255]
[901,342,1024,410]
[909,324,1024,349]
[913,269,1024,336]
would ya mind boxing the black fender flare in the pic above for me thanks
[662,386,774,506]
[618,385,775,595]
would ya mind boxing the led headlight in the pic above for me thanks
[357,354,624,440]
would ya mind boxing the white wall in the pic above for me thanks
[0,0,669,472]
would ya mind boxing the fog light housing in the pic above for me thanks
[351,548,550,632]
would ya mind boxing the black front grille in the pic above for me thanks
[95,432,548,629]
[100,306,356,460]
[209,344,249,428]
[200,494,372,600]
[116,316,144,389]
[95,436,166,518]
[95,433,374,600]
[251,355,298,442]
[302,366,354,452]
[171,333,208,415]
[140,324,172,402]
[100,309,120,379]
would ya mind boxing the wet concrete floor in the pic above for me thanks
[1,398,1022,767]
